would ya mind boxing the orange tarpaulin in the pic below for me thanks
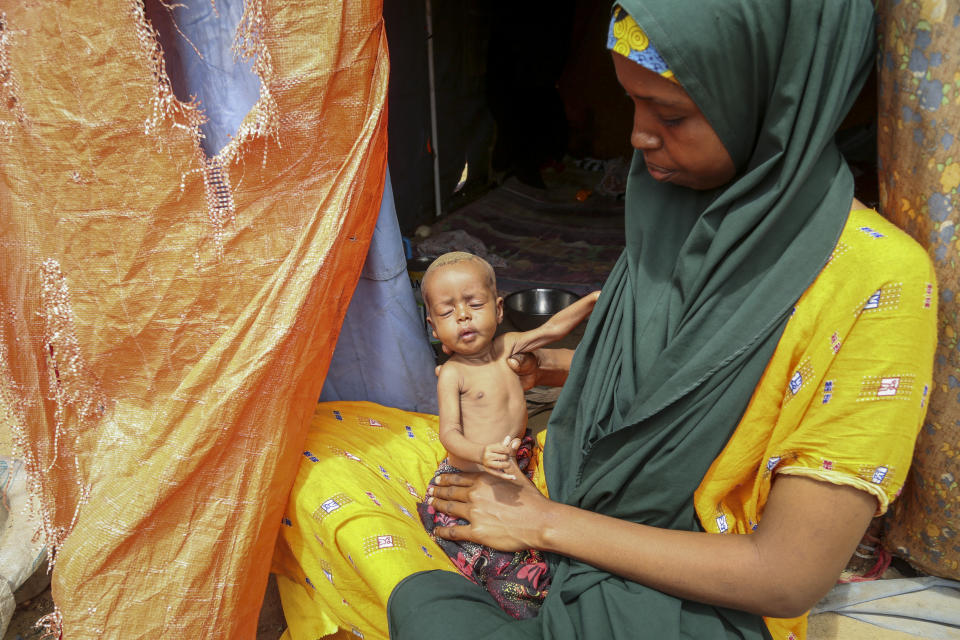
[0,0,387,636]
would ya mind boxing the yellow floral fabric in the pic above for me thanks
[273,402,456,640]
[276,210,936,640]
[694,208,937,640]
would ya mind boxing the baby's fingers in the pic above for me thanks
[483,465,516,480]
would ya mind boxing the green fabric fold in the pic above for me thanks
[389,1,876,637]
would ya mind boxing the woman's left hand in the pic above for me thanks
[428,458,552,552]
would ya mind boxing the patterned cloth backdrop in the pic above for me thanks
[877,0,960,579]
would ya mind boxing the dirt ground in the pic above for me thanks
[3,575,286,640]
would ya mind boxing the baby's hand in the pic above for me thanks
[481,436,521,479]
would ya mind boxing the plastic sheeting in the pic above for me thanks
[0,1,388,637]
[812,577,960,639]
[319,170,439,414]
[156,1,436,412]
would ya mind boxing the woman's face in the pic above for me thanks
[613,53,735,190]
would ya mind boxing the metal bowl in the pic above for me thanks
[503,288,580,331]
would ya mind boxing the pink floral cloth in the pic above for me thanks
[416,433,551,619]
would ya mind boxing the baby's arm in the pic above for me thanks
[511,290,601,355]
[437,364,517,478]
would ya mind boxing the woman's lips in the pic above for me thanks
[645,161,675,182]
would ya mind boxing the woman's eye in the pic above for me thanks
[660,116,685,127]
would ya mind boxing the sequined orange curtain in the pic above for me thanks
[877,0,960,579]
[0,1,388,636]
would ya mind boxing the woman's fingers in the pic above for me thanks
[434,472,473,487]
[428,483,468,501]
[434,524,471,541]
[429,496,470,521]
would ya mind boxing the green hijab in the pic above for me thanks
[390,1,875,637]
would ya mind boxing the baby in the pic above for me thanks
[416,251,599,619]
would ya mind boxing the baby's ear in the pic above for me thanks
[496,296,504,324]
[425,316,438,338]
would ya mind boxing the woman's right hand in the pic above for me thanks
[506,351,541,391]
[507,348,574,390]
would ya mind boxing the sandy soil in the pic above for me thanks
[3,575,286,640]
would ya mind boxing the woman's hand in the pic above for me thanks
[427,458,553,552]
[506,351,541,391]
[507,348,574,390]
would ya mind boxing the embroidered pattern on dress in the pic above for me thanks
[858,464,893,486]
[325,445,362,462]
[312,493,354,523]
[830,332,842,354]
[822,379,834,404]
[715,511,729,533]
[402,480,421,500]
[358,416,387,429]
[857,226,886,239]
[391,501,414,518]
[785,359,814,401]
[362,534,407,556]
[320,559,334,584]
[923,283,934,309]
[858,283,902,314]
[824,241,850,268]
[857,374,915,401]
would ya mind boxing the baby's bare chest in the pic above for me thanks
[458,361,526,427]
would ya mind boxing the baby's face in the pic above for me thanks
[423,262,503,356]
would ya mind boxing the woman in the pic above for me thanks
[276,1,936,638]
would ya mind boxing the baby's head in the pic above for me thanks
[421,252,503,355]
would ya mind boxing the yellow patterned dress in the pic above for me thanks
[275,207,936,640]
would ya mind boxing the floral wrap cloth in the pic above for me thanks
[876,0,960,580]
[417,432,551,620]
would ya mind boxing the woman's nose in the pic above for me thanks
[631,128,661,151]
[631,107,662,150]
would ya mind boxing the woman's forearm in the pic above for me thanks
[533,347,574,387]
[534,476,875,618]
[537,501,781,615]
